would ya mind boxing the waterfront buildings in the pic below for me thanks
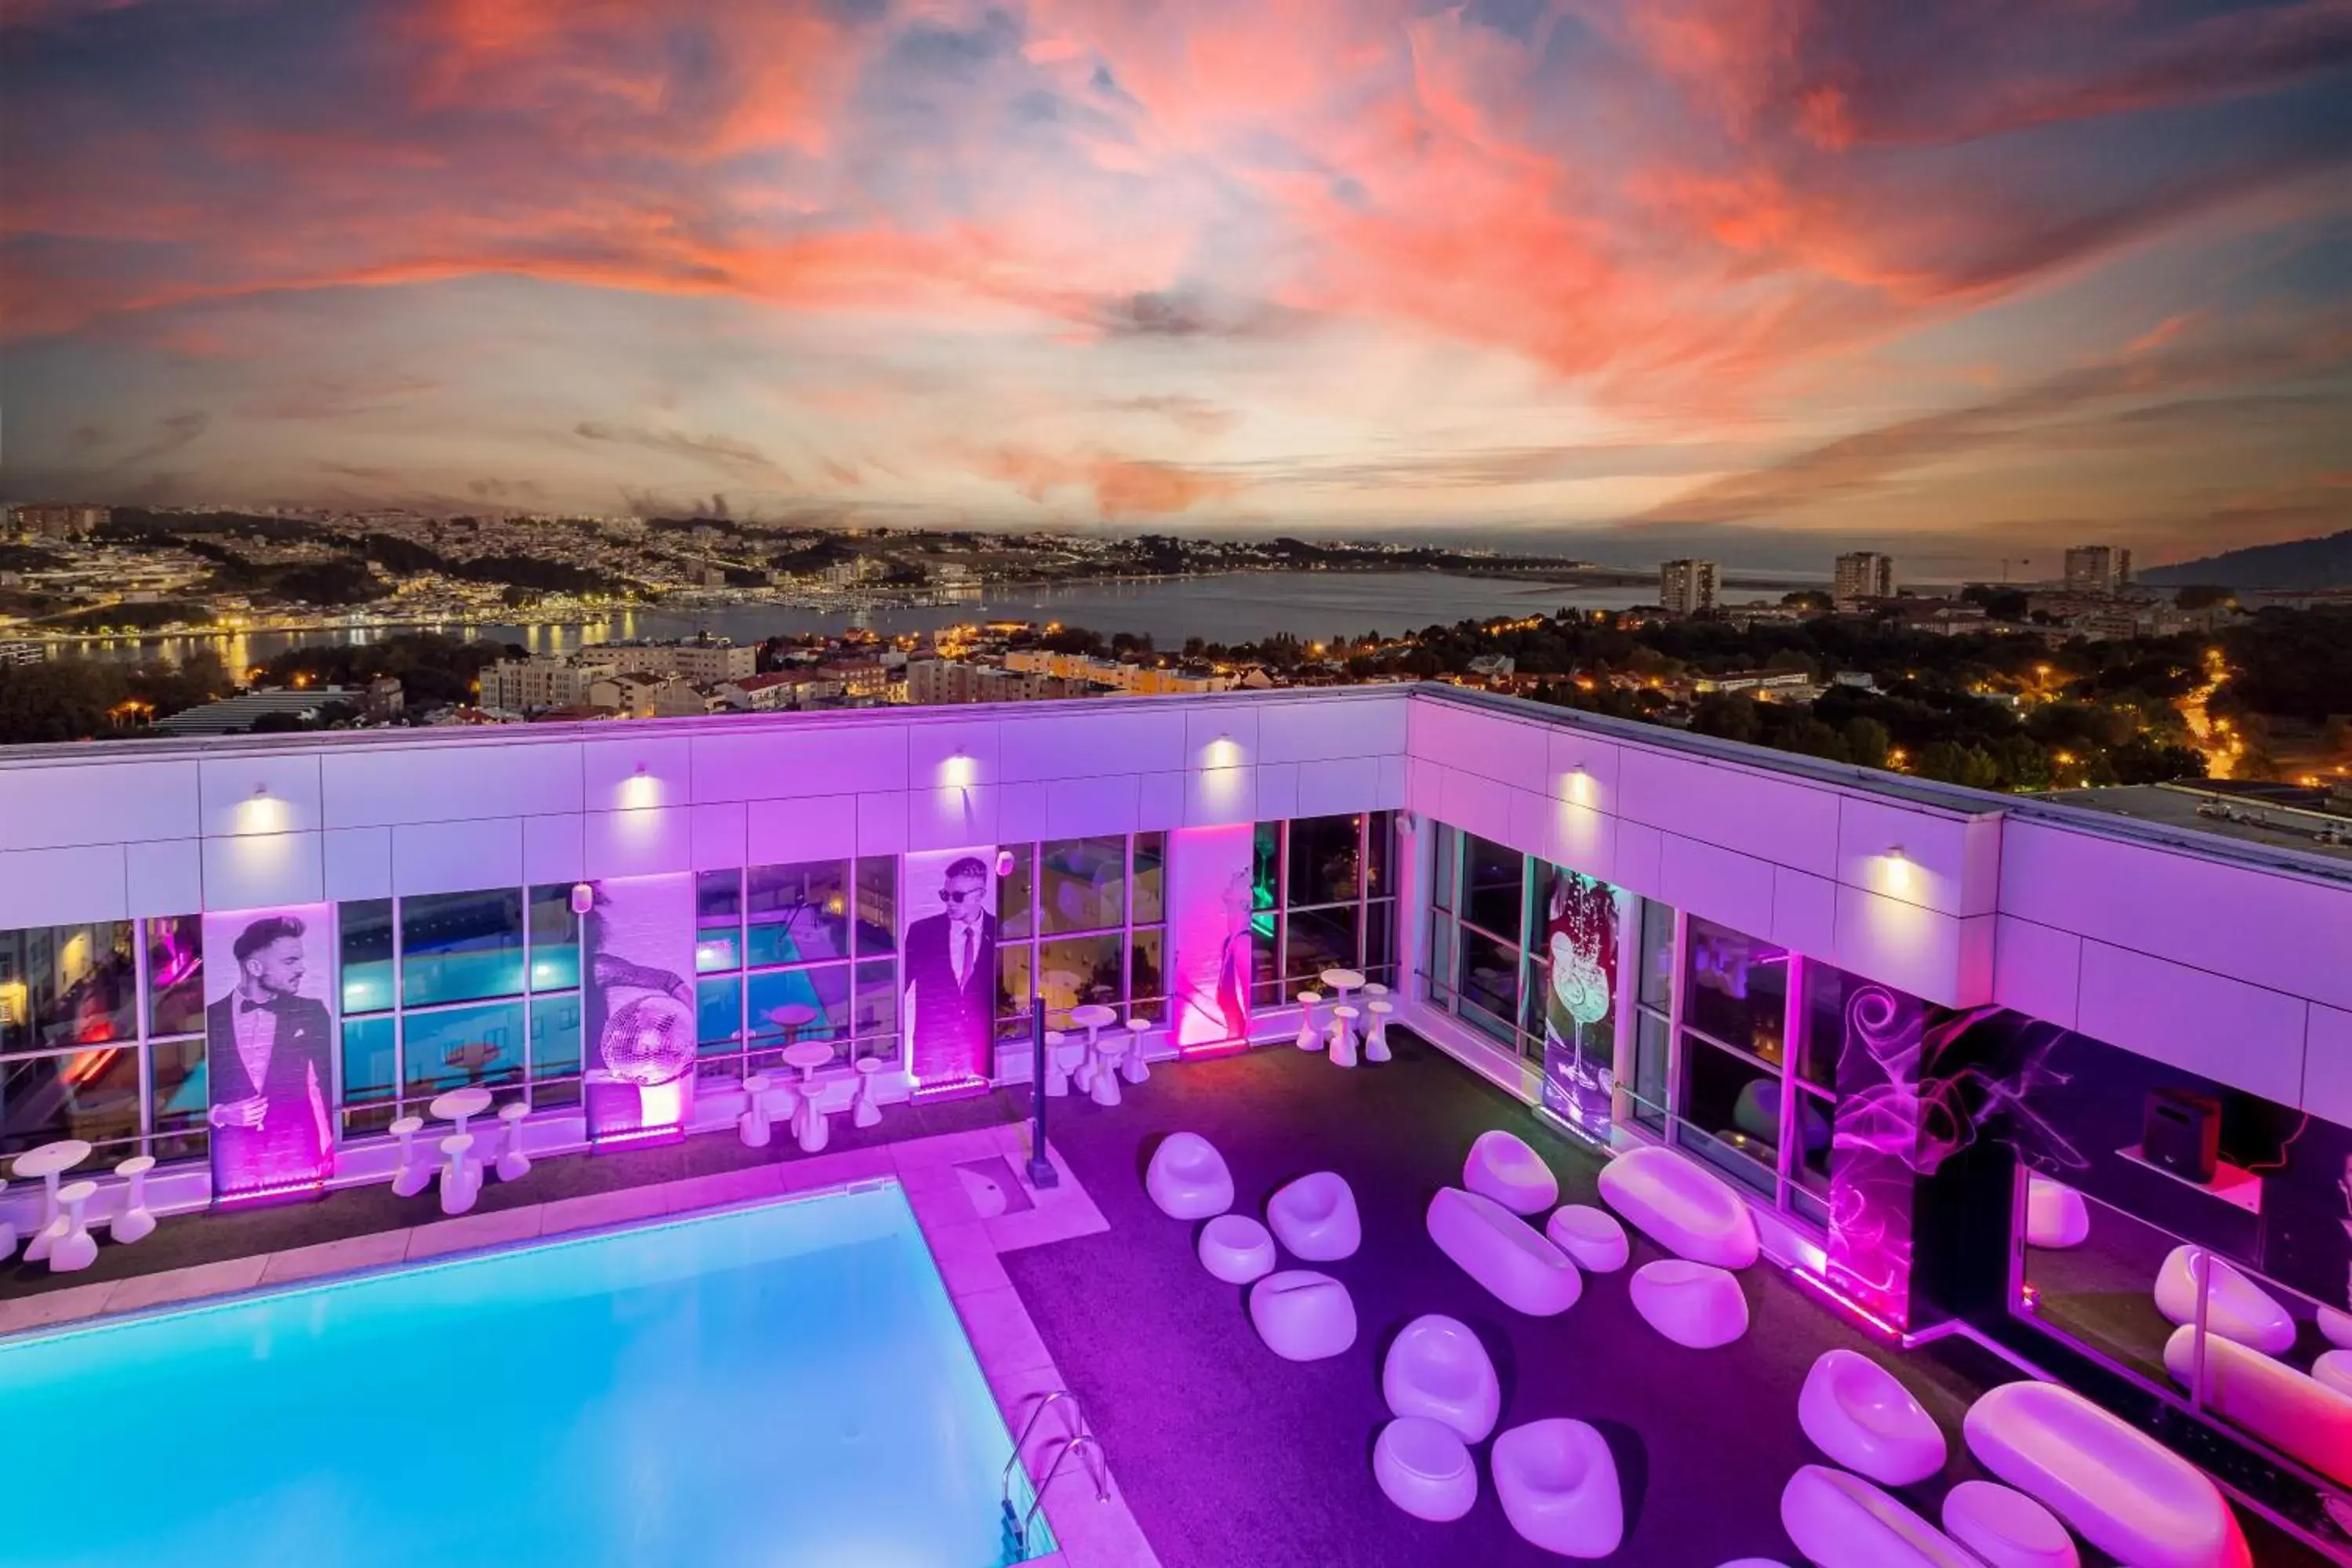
[5,503,109,540]
[1832,551,1896,608]
[479,639,760,716]
[2063,544,2136,593]
[1002,648,1233,695]
[1658,557,1722,616]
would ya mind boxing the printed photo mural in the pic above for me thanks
[579,874,696,1143]
[903,848,998,1094]
[1534,864,1621,1138]
[1168,823,1254,1054]
[203,905,336,1202]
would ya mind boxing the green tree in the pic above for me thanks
[1841,716,1892,770]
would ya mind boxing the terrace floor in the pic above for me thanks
[1,1032,2332,1566]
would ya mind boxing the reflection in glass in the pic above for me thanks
[1129,929,1164,1009]
[1039,934,1121,1022]
[339,900,394,1015]
[1798,962,1865,1091]
[401,889,526,1007]
[527,885,579,992]
[149,1035,208,1162]
[747,964,851,1044]
[401,1000,526,1095]
[146,914,205,1036]
[1630,1012,1672,1134]
[1463,834,1523,938]
[696,976,742,1050]
[1132,833,1165,924]
[532,993,582,1083]
[0,1047,142,1157]
[1638,902,1675,1011]
[1040,837,1127,935]
[342,1014,396,1103]
[1284,905,1359,982]
[854,856,897,955]
[855,959,898,1041]
[1682,916,1788,1063]
[1288,815,1363,906]
[746,860,850,965]
[0,922,137,1054]
[1457,926,1520,1043]
[1366,812,1392,898]
[695,869,743,974]
[1679,1032,1781,1191]
[999,844,1035,941]
[1364,901,1395,984]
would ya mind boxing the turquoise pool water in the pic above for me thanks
[0,1187,1051,1567]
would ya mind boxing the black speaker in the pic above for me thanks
[2143,1088,2220,1183]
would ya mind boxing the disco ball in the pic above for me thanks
[599,993,695,1086]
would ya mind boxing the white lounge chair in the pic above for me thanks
[1545,1204,1629,1272]
[1248,1269,1356,1361]
[1780,1465,1980,1568]
[1492,1418,1623,1559]
[1145,1132,1235,1221]
[1198,1214,1276,1285]
[1630,1260,1748,1348]
[1597,1144,1759,1269]
[1940,1480,2080,1568]
[2163,1325,2352,1486]
[1382,1313,1501,1443]
[1963,1380,2250,1568]
[1374,1417,1477,1522]
[1798,1348,1947,1486]
[1426,1186,1582,1316]
[2152,1246,2294,1355]
[1266,1171,1360,1261]
[2024,1173,2089,1249]
[1464,1129,1559,1215]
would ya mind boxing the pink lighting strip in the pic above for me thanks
[1789,1265,1908,1343]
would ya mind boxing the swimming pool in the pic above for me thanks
[0,1186,1053,1567]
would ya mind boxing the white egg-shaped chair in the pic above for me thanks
[1248,1269,1356,1362]
[1145,1131,1234,1221]
[1382,1313,1501,1443]
[2152,1246,2294,1355]
[1464,1129,1559,1215]
[1797,1348,1947,1487]
[1265,1171,1360,1261]
[1492,1418,1623,1560]
[1426,1185,1582,1316]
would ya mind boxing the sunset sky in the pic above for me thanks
[2,0,2348,574]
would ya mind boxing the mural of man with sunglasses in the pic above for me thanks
[902,853,996,1087]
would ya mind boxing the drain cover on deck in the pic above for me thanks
[953,1156,1036,1219]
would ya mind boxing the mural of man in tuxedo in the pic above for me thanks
[903,854,996,1083]
[206,914,335,1192]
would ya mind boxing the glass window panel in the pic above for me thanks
[1463,834,1523,939]
[1129,928,1164,1004]
[1038,934,1122,1025]
[1283,905,1359,982]
[339,899,395,1016]
[1252,822,1282,916]
[1799,963,1867,1093]
[1631,1011,1672,1133]
[1287,815,1363,906]
[1040,837,1127,934]
[695,976,742,1050]
[401,1000,526,1098]
[1428,915,1456,1004]
[999,844,1036,942]
[342,1014,397,1103]
[853,959,898,1043]
[1132,833,1165,925]
[1,1047,143,1159]
[998,939,1035,1024]
[1637,901,1675,1011]
[1794,1085,1835,1196]
[1365,812,1392,900]
[527,886,580,992]
[1363,901,1395,982]
[695,869,743,974]
[146,914,205,1037]
[1682,916,1788,1065]
[1679,1031,1782,1182]
[746,860,850,966]
[0,922,136,1054]
[400,890,526,1007]
[1457,926,1520,1039]
[150,1034,208,1134]
[531,993,582,1082]
[853,856,897,957]
[1430,824,1457,913]
[747,964,851,1045]
[1251,914,1284,1010]
[1678,1118,1777,1198]
[343,1103,398,1139]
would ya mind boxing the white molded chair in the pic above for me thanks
[438,1134,477,1216]
[1492,1418,1624,1559]
[1940,1480,2079,1568]
[494,1102,532,1183]
[739,1074,775,1148]
[1199,1214,1277,1284]
[1597,1144,1760,1269]
[1382,1313,1501,1443]
[851,1057,884,1127]
[1089,1036,1127,1107]
[1145,1132,1235,1221]
[1427,1185,1582,1316]
[49,1180,99,1273]
[1465,1129,1559,1215]
[1248,1269,1356,1361]
[1328,1005,1359,1067]
[1267,1171,1360,1261]
[111,1156,158,1245]
[2024,1173,2089,1250]
[0,1178,15,1261]
[1374,1417,1477,1523]
[797,1081,832,1152]
[1631,1260,1748,1348]
[1293,990,1323,1051]
[1040,1030,1077,1098]
[1545,1204,1629,1272]
[1780,1465,1980,1568]
[1798,1348,1947,1486]
[1363,1000,1394,1062]
[2153,1246,2293,1355]
[389,1115,434,1198]
[2163,1325,2352,1486]
[1120,1018,1152,1083]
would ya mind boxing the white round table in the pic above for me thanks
[1319,971,1365,1062]
[1068,1004,1118,1091]
[429,1087,494,1189]
[766,1003,820,1045]
[13,1139,92,1264]
[1319,968,1366,1008]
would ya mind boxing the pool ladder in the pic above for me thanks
[999,1389,1109,1559]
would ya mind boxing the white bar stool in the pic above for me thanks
[1328,1005,1360,1068]
[1090,1036,1127,1107]
[1364,1000,1395,1062]
[111,1156,158,1245]
[389,1116,434,1197]
[851,1058,884,1128]
[50,1181,100,1272]
[437,1134,477,1216]
[0,1178,15,1262]
[739,1073,775,1148]
[1041,1030,1074,1098]
[1120,1018,1152,1084]
[1293,990,1323,1051]
[494,1102,532,1183]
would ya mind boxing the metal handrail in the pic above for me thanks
[1000,1389,1086,1506]
[1018,1433,1109,1554]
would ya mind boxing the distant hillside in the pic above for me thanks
[2140,528,2352,590]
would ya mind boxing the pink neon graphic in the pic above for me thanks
[1170,823,1254,1055]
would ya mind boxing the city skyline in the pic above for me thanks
[3,0,2350,575]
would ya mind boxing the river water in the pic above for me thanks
[46,571,1661,667]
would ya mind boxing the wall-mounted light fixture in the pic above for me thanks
[941,746,976,789]
[1883,844,1910,891]
[237,781,287,834]
[619,760,661,810]
[1565,761,1592,805]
